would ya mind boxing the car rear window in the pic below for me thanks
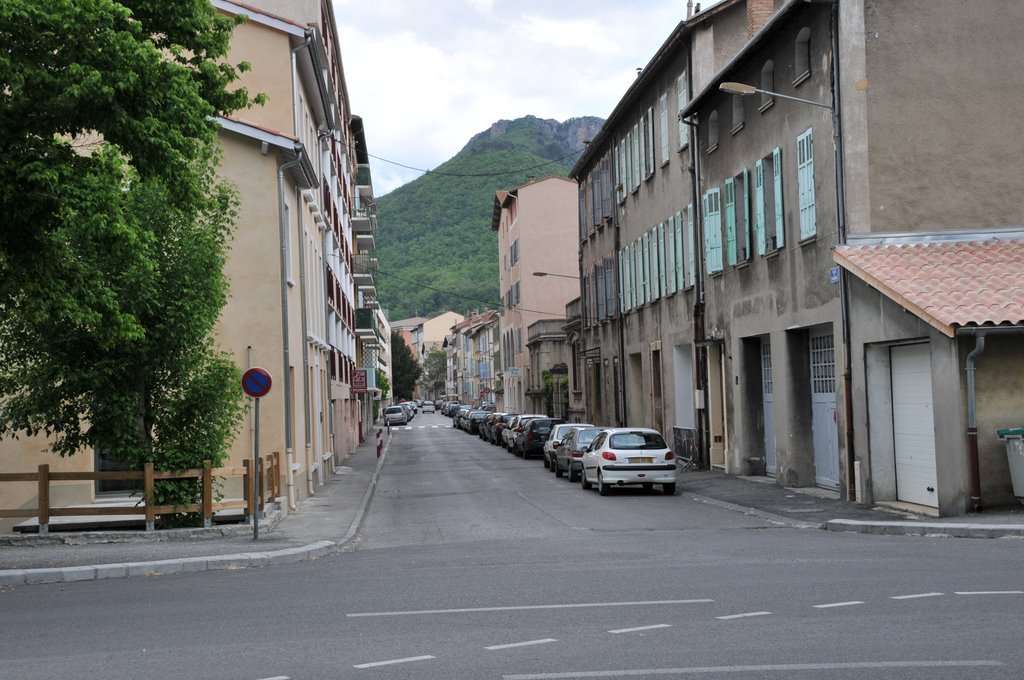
[609,432,668,450]
[575,428,601,447]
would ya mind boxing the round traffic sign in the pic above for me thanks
[242,367,272,398]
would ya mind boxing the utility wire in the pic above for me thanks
[352,145,584,178]
[372,267,570,319]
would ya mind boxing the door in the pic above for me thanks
[891,343,938,507]
[810,329,839,489]
[761,338,777,476]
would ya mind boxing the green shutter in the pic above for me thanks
[773,146,784,248]
[742,167,751,260]
[754,159,766,255]
[797,128,816,239]
[724,178,737,266]
[687,204,695,286]
[657,222,667,295]
[666,214,677,291]
[618,250,625,313]
[674,210,685,290]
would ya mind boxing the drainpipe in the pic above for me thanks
[278,145,305,511]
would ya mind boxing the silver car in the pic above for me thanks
[544,423,592,470]
[383,405,408,426]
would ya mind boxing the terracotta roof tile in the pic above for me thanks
[834,239,1024,337]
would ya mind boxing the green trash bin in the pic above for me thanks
[996,428,1024,501]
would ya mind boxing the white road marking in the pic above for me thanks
[256,677,290,680]
[347,599,713,618]
[502,660,1004,679]
[891,592,944,600]
[812,600,863,608]
[486,638,558,650]
[715,611,771,620]
[955,590,1024,595]
[608,624,672,634]
[353,655,435,669]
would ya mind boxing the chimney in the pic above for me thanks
[746,0,775,38]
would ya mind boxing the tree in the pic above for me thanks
[421,348,448,399]
[0,1,258,517]
[390,332,422,400]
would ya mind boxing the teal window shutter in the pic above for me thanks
[649,227,660,300]
[797,128,816,239]
[618,250,625,313]
[666,215,677,291]
[773,146,785,248]
[754,159,766,255]
[657,222,667,295]
[659,94,670,164]
[642,231,651,302]
[742,167,751,260]
[703,190,723,273]
[676,72,689,147]
[632,123,641,190]
[674,211,685,290]
[687,204,695,286]
[724,178,737,266]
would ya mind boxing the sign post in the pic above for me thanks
[241,367,272,540]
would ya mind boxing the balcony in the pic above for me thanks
[352,203,376,234]
[355,232,375,251]
[355,164,374,203]
[352,252,377,286]
[355,308,379,345]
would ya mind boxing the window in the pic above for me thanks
[737,168,750,261]
[645,107,656,178]
[731,95,745,133]
[510,238,519,266]
[666,215,677,291]
[794,27,811,84]
[618,250,626,313]
[601,155,613,218]
[613,142,622,205]
[724,178,737,266]
[591,166,602,227]
[604,256,616,318]
[642,231,652,302]
[760,61,775,110]
[703,188,722,273]
[755,147,785,252]
[707,110,719,152]
[687,204,696,286]
[797,128,816,239]
[578,184,586,240]
[631,123,640,191]
[659,93,670,165]
[595,261,606,319]
[676,72,689,149]
[674,210,685,290]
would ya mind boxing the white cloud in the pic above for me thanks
[334,1,712,195]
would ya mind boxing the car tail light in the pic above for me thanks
[526,432,535,442]
[665,451,675,460]
[570,450,583,458]
[602,452,617,461]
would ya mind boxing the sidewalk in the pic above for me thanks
[2,439,1023,587]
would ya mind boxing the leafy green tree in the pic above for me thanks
[373,369,390,421]
[0,1,258,518]
[421,348,448,399]
[390,332,422,400]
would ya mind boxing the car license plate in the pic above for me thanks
[629,457,654,464]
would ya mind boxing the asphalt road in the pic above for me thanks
[2,412,1023,680]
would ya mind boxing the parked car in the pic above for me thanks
[517,417,564,459]
[421,401,436,414]
[580,427,676,495]
[544,422,593,470]
[492,412,517,445]
[455,405,473,430]
[383,405,408,426]
[399,402,414,422]
[509,415,547,455]
[502,415,523,449]
[480,412,505,441]
[558,426,606,481]
[468,410,490,434]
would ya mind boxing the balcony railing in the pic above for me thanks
[352,253,377,277]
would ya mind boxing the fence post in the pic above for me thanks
[202,460,213,529]
[144,463,155,531]
[242,459,252,524]
[37,464,49,536]
[376,428,383,458]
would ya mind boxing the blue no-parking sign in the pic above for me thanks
[242,367,272,398]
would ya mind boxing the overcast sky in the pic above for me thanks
[334,0,720,196]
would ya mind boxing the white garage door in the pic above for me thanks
[891,343,938,508]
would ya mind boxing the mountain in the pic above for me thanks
[373,115,603,321]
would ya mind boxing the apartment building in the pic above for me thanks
[572,0,1024,515]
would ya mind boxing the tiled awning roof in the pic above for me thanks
[834,239,1024,337]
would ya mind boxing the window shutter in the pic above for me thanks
[742,167,751,260]
[578,184,586,241]
[596,262,606,319]
[724,178,737,266]
[646,107,656,176]
[773,146,785,247]
[687,204,695,286]
[658,222,667,295]
[618,143,627,203]
[677,72,688,147]
[631,123,640,189]
[591,167,602,227]
[605,256,615,318]
[601,156,613,218]
[624,130,633,193]
[634,240,645,306]
[613,143,621,205]
[675,210,685,290]
[659,93,670,164]
[666,214,677,292]
[754,159,766,255]
[704,189,722,273]
[628,242,636,309]
[618,250,625,313]
[797,128,816,239]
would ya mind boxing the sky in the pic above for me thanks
[333,0,720,196]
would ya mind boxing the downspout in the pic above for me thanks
[829,2,857,502]
[685,38,711,469]
[278,145,305,512]
[965,333,985,512]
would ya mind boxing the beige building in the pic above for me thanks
[0,1,377,530]
[491,176,580,413]
[412,311,465,399]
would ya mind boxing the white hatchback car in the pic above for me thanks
[580,427,676,496]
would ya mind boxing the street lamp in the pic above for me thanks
[532,271,580,280]
[719,79,856,501]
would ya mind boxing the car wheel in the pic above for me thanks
[598,472,611,496]
[568,464,580,483]
[542,454,550,469]
[554,461,563,478]
[663,483,677,495]
[580,467,592,490]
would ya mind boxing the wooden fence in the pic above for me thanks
[0,452,280,534]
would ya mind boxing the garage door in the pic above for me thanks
[891,343,938,508]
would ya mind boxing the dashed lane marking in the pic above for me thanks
[715,611,772,620]
[812,601,864,609]
[486,639,558,650]
[955,590,1024,595]
[891,592,944,600]
[347,599,713,618]
[608,624,672,634]
[353,655,435,669]
[502,660,1004,679]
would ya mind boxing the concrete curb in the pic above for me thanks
[681,492,823,530]
[825,519,1024,539]
[0,437,390,589]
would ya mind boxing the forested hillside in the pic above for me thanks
[374,115,602,320]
